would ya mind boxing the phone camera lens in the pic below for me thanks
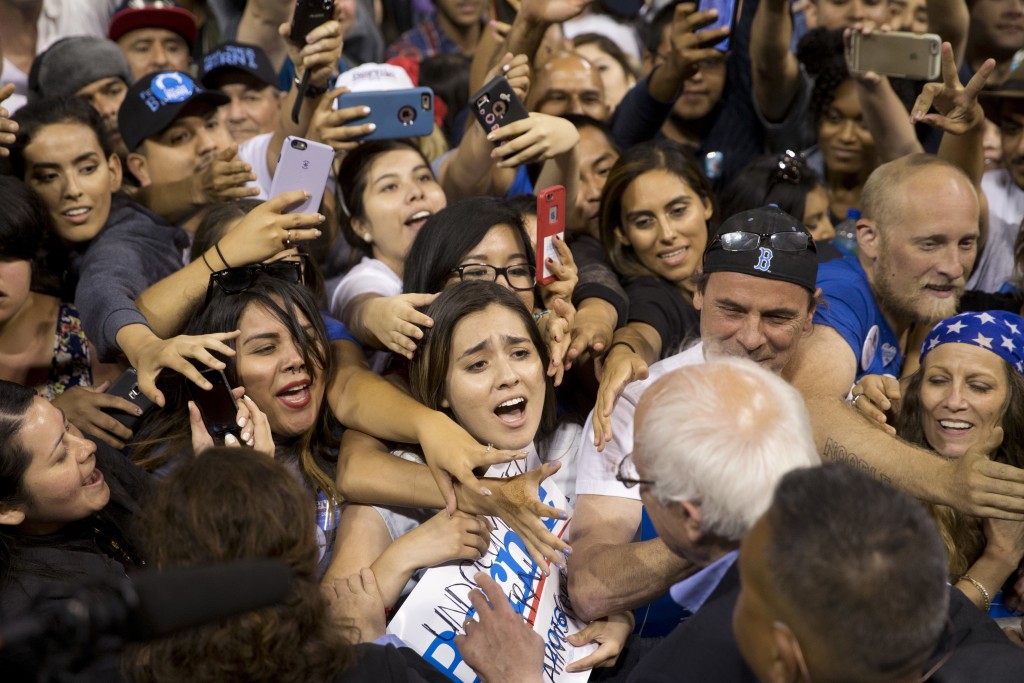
[421,93,431,110]
[493,100,507,117]
[292,139,308,150]
[398,105,417,125]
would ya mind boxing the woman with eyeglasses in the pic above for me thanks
[327,283,623,669]
[850,311,1024,614]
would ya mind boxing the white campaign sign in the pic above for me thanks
[387,462,595,682]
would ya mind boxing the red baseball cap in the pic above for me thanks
[108,0,198,47]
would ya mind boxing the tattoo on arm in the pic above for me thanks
[823,437,894,485]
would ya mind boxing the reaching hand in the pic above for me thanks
[911,42,993,134]
[309,85,377,153]
[214,189,324,266]
[664,3,729,81]
[592,344,649,450]
[191,144,259,204]
[323,568,387,643]
[565,612,634,672]
[458,462,570,572]
[484,52,532,102]
[395,510,493,569]
[849,374,900,435]
[130,330,240,407]
[455,572,545,683]
[566,302,615,370]
[359,292,439,359]
[280,19,343,89]
[487,113,581,168]
[189,388,274,456]
[944,427,1024,519]
[0,83,18,157]
[417,411,528,515]
[51,382,139,450]
[538,235,578,312]
[538,297,575,386]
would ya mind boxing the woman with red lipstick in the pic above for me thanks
[852,310,1024,613]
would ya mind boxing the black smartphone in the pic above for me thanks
[470,75,529,141]
[187,368,242,443]
[102,368,155,429]
[290,0,334,45]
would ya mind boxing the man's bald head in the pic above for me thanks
[529,51,610,121]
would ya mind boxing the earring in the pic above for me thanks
[363,233,373,243]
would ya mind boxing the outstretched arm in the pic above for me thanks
[751,0,802,122]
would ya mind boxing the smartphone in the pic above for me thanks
[269,136,334,214]
[849,31,941,81]
[470,75,529,140]
[536,186,566,286]
[187,367,241,443]
[697,0,743,52]
[290,0,334,45]
[102,368,155,429]
[334,87,435,141]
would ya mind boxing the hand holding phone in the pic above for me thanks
[470,75,529,141]
[849,30,941,81]
[269,136,334,214]
[536,186,566,286]
[334,88,435,141]
[290,0,335,45]
[103,368,156,429]
[187,367,242,445]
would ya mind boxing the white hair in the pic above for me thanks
[633,357,820,541]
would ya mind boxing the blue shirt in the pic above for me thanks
[669,550,739,614]
[814,256,903,380]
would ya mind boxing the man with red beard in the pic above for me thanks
[786,154,1024,521]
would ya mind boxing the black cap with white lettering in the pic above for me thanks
[200,41,279,91]
[118,70,229,151]
[702,205,819,291]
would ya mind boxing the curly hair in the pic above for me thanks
[796,28,850,125]
[124,448,356,683]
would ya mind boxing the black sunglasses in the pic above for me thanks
[205,258,305,304]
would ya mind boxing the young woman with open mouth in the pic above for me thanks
[851,310,1024,614]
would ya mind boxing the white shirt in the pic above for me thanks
[38,0,119,52]
[237,132,274,199]
[575,342,706,501]
[968,168,1024,293]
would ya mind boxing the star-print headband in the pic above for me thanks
[921,310,1024,375]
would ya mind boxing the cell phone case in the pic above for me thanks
[536,186,566,286]
[187,368,241,441]
[290,0,334,45]
[334,88,435,141]
[269,136,334,213]
[850,31,941,81]
[102,368,155,429]
[697,0,743,52]
[470,75,529,140]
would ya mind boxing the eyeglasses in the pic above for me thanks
[711,231,814,253]
[205,258,305,304]
[615,453,655,489]
[450,263,537,291]
[773,149,807,184]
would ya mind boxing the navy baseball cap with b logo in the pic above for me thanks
[702,206,819,291]
[118,70,229,151]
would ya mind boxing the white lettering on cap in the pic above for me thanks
[150,72,195,104]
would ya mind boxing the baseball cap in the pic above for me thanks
[200,42,279,90]
[335,62,415,92]
[703,205,818,291]
[28,36,132,102]
[979,62,1024,124]
[108,0,198,47]
[118,70,229,151]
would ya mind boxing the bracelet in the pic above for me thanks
[533,309,550,322]
[214,242,232,269]
[959,573,991,612]
[607,340,637,355]
[293,75,328,98]
[200,250,215,273]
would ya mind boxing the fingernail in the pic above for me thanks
[362,106,370,115]
[242,430,251,441]
[558,511,568,520]
[238,416,247,427]
[480,487,492,496]
[135,407,143,415]
[225,434,238,445]
[368,123,377,131]
[563,546,572,555]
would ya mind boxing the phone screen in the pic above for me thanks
[188,368,240,439]
[698,0,740,51]
[536,186,566,285]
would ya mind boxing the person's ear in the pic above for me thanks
[440,396,450,409]
[0,504,26,527]
[613,225,630,247]
[803,0,820,29]
[856,218,880,261]
[702,196,714,222]
[693,287,704,313]
[679,500,705,544]
[351,216,373,244]
[107,153,123,193]
[771,621,810,683]
[801,288,821,336]
[126,151,150,187]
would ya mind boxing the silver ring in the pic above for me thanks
[851,393,864,406]
[486,443,493,452]
[284,229,293,247]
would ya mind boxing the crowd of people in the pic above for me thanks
[5,0,1024,680]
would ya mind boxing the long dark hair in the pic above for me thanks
[599,139,715,281]
[0,381,38,585]
[895,355,1024,578]
[718,153,822,225]
[125,448,356,682]
[0,176,68,296]
[130,277,339,503]
[410,282,556,440]
[402,196,533,297]
[7,96,115,179]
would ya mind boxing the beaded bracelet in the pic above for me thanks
[960,573,991,612]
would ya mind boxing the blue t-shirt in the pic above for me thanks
[814,256,903,380]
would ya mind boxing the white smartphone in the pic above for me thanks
[268,136,335,213]
[849,31,941,81]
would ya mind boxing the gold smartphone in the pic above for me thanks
[849,31,941,81]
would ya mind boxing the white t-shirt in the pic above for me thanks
[968,168,1024,293]
[38,0,119,51]
[574,342,706,501]
[238,132,274,199]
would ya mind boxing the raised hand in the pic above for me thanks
[912,41,994,134]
